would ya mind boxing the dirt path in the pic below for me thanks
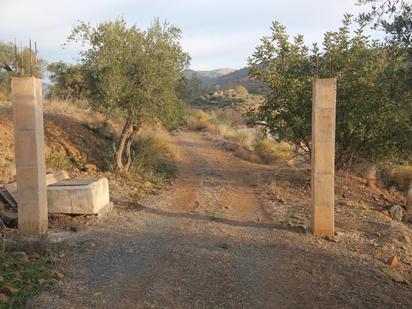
[31,131,412,308]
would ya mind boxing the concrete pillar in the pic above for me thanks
[311,77,336,237]
[11,77,48,235]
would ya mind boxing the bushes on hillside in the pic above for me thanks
[254,139,292,164]
[186,108,294,165]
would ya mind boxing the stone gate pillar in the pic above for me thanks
[311,77,336,237]
[11,77,48,235]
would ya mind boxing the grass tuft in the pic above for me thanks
[254,138,292,164]
[130,129,177,190]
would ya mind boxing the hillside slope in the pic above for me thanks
[0,101,116,184]
[185,68,236,80]
[186,67,267,94]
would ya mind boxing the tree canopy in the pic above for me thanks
[249,14,411,168]
[68,18,190,171]
[47,61,85,100]
[358,0,412,47]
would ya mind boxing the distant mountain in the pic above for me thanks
[185,68,236,82]
[185,67,266,95]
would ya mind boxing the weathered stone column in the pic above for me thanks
[11,77,48,235]
[311,77,336,237]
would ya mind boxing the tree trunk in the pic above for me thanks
[123,126,140,172]
[115,117,134,170]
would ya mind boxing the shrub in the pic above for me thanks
[186,109,210,130]
[216,108,244,127]
[254,138,292,164]
[132,129,177,181]
[207,123,230,138]
[381,165,412,191]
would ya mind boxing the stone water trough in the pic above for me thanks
[5,171,112,215]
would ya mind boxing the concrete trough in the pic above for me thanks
[48,177,111,215]
[4,171,112,216]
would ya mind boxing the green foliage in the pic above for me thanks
[67,17,190,170]
[47,61,85,100]
[358,0,412,47]
[176,73,204,103]
[0,252,54,308]
[0,41,45,100]
[0,42,13,100]
[249,15,412,167]
[191,86,263,110]
[68,18,190,126]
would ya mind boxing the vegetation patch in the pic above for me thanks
[0,236,65,308]
[186,107,296,166]
[186,109,210,131]
[254,139,293,165]
[126,128,177,199]
[381,165,412,191]
[133,129,177,179]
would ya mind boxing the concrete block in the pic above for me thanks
[5,171,70,201]
[47,177,110,215]
[46,171,70,184]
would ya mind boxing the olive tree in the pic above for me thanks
[47,61,85,100]
[249,15,411,168]
[68,18,190,171]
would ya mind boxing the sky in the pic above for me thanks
[0,0,370,71]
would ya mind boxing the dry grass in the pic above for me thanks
[186,109,210,131]
[214,108,244,127]
[44,99,90,116]
[0,158,15,184]
[254,138,293,165]
[185,108,295,166]
[382,165,412,191]
[131,128,177,184]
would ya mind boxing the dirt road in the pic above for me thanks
[31,131,412,308]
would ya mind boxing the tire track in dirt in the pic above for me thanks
[161,130,272,223]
